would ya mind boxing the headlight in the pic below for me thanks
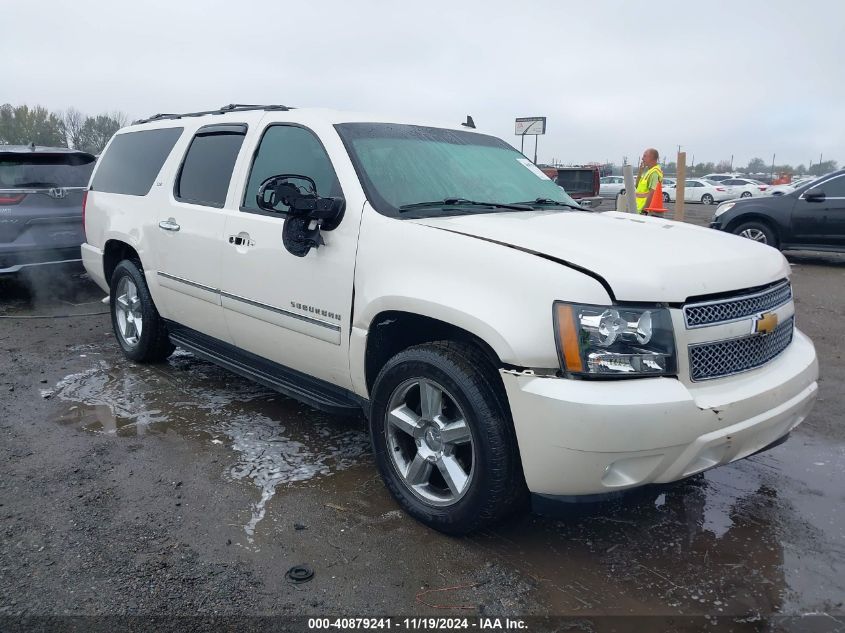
[714,202,735,218]
[554,303,676,377]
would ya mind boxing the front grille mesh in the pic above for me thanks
[684,282,792,328]
[689,317,794,381]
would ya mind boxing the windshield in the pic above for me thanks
[335,123,579,217]
[0,153,96,189]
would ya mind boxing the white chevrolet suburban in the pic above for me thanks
[81,104,819,534]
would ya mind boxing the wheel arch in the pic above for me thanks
[724,213,780,239]
[363,309,509,396]
[103,239,141,286]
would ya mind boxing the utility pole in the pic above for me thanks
[771,153,776,182]
[730,154,733,171]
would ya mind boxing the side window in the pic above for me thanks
[91,127,183,196]
[175,125,246,208]
[818,175,845,197]
[242,125,341,214]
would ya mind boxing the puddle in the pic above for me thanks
[46,346,845,615]
[468,435,845,616]
[51,349,370,541]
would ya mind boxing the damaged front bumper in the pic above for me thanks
[501,328,818,497]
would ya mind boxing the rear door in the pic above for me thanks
[154,124,248,342]
[0,150,95,271]
[790,174,845,247]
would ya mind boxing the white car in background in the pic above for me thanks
[702,173,741,183]
[767,177,815,196]
[599,175,626,198]
[664,179,736,204]
[720,178,769,198]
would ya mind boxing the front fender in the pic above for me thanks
[350,209,611,395]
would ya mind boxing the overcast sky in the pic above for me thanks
[4,0,842,168]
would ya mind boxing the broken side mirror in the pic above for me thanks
[256,174,346,257]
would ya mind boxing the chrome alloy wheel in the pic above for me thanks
[739,228,768,243]
[115,277,144,346]
[384,378,475,507]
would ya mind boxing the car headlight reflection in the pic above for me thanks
[714,202,735,218]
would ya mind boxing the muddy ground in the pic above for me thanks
[1,208,844,631]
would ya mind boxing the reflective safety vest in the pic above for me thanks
[636,165,663,212]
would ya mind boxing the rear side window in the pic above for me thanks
[0,153,95,189]
[91,127,183,196]
[815,175,845,197]
[556,170,594,193]
[242,125,341,213]
[175,125,247,208]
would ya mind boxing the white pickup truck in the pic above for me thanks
[81,104,818,534]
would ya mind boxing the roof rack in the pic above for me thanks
[134,103,293,125]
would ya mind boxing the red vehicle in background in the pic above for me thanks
[540,165,602,208]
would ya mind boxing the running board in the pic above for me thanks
[166,321,362,416]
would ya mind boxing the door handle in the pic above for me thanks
[228,234,255,247]
[158,219,181,231]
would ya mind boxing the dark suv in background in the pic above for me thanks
[0,145,96,275]
[711,169,845,253]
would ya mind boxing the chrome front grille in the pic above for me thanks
[689,317,794,381]
[684,281,792,328]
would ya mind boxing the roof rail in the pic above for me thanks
[133,103,293,125]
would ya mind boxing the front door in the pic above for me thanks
[790,174,845,247]
[219,121,365,390]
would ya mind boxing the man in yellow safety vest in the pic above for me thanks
[635,148,663,215]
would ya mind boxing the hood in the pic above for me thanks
[409,210,790,303]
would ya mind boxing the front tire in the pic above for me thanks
[663,192,670,202]
[701,194,714,205]
[741,191,752,198]
[369,342,526,534]
[733,221,778,248]
[110,260,174,362]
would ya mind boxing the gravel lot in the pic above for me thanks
[1,206,843,631]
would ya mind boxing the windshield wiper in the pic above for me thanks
[515,198,584,210]
[398,198,534,213]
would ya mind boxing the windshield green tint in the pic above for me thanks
[335,123,578,216]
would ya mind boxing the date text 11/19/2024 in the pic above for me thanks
[307,618,528,630]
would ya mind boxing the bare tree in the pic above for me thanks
[63,107,86,149]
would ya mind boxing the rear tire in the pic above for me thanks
[109,259,174,363]
[663,192,670,203]
[732,221,778,248]
[702,194,714,205]
[741,191,752,198]
[369,341,526,534]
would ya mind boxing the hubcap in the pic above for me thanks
[384,378,475,507]
[739,228,768,243]
[115,277,143,346]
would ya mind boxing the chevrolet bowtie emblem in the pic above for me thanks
[754,312,778,335]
